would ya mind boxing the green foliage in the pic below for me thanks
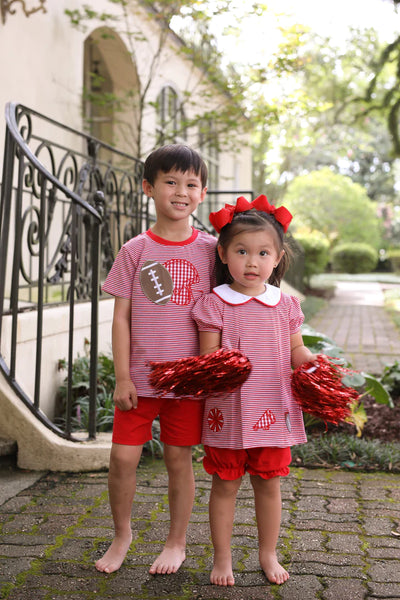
[351,28,400,158]
[58,352,116,432]
[387,248,400,272]
[380,361,400,397]
[301,324,346,359]
[65,0,267,157]
[57,350,163,456]
[283,169,382,250]
[263,26,400,192]
[291,433,400,472]
[331,242,378,274]
[359,373,392,407]
[293,231,330,286]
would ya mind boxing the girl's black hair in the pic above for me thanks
[216,210,291,288]
[143,144,208,188]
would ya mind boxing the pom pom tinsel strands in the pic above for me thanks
[291,355,361,425]
[149,349,252,399]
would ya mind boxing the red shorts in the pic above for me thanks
[112,396,204,446]
[203,445,291,480]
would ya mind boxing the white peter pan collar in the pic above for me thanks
[212,283,281,306]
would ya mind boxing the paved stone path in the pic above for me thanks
[309,281,400,374]
[1,462,400,600]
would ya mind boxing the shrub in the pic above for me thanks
[387,248,400,272]
[57,350,163,456]
[283,168,382,249]
[331,242,378,274]
[380,361,400,397]
[293,231,330,286]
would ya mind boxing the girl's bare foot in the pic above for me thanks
[149,545,186,575]
[260,552,289,585]
[95,532,132,573]
[210,554,235,586]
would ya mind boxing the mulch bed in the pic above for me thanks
[353,393,400,443]
[313,393,400,443]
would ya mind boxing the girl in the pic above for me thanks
[192,195,316,587]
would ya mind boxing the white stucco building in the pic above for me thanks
[0,0,252,197]
[0,0,254,461]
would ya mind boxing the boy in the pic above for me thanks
[95,144,216,575]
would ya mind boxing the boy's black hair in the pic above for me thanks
[216,210,292,288]
[143,144,208,188]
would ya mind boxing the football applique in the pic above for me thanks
[140,260,174,305]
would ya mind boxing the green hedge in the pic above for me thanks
[331,242,378,274]
[293,231,330,286]
[387,248,400,272]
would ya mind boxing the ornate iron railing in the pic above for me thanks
[0,103,148,441]
[0,102,254,443]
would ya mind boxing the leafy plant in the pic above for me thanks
[57,351,115,432]
[293,231,330,286]
[387,248,400,272]
[283,169,382,250]
[380,361,400,397]
[57,347,163,455]
[291,433,400,472]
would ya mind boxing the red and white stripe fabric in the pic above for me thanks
[102,228,217,398]
[191,284,307,449]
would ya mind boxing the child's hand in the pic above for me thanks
[113,380,138,410]
[307,353,319,364]
[291,346,318,370]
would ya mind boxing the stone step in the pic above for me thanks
[0,437,17,457]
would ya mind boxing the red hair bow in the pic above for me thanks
[209,195,292,234]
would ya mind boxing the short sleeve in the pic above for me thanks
[192,293,223,332]
[288,295,305,334]
[102,245,136,298]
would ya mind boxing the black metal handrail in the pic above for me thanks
[0,102,146,441]
[0,102,254,444]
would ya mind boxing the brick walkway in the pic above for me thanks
[1,462,400,600]
[309,281,400,375]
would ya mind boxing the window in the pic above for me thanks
[198,119,219,219]
[156,86,187,145]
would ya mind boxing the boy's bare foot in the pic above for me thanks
[95,533,133,573]
[210,555,235,586]
[260,552,289,585]
[149,546,186,575]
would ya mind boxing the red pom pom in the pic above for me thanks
[149,348,252,399]
[291,355,360,425]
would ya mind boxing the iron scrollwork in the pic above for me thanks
[11,105,144,303]
[1,0,46,24]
